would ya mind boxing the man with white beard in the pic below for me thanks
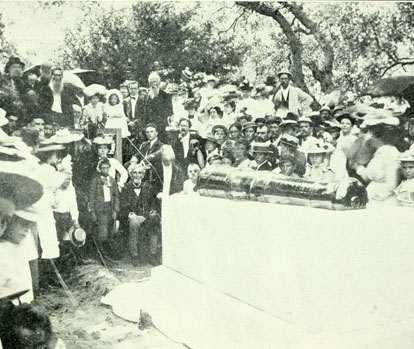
[146,72,174,142]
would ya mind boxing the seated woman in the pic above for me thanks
[394,150,414,207]
[120,164,158,266]
[356,117,400,202]
[301,140,336,182]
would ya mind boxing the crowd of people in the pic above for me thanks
[1,55,414,347]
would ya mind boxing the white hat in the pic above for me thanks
[42,129,83,144]
[204,75,219,84]
[360,117,400,128]
[83,84,107,97]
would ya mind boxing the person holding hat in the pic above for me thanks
[356,118,401,201]
[251,141,273,171]
[273,68,313,118]
[273,155,300,178]
[297,117,317,147]
[394,150,414,207]
[301,140,336,182]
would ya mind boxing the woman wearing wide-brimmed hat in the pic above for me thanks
[301,140,336,182]
[356,117,401,202]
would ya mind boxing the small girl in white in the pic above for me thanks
[104,89,131,138]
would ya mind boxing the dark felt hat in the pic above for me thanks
[4,56,25,74]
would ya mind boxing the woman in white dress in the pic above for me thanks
[104,89,130,139]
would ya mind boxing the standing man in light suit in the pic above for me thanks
[273,69,313,118]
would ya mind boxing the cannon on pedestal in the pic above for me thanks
[197,166,368,210]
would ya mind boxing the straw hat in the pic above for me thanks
[279,134,299,148]
[93,135,113,145]
[277,69,292,79]
[301,140,335,154]
[398,150,414,162]
[43,129,83,144]
[297,117,314,125]
[251,142,273,154]
[68,226,86,247]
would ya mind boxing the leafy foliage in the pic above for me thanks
[60,2,246,87]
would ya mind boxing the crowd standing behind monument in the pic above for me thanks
[1,55,414,347]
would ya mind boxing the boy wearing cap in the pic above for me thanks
[394,150,414,207]
[89,158,120,262]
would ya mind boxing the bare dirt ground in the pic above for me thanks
[34,260,187,349]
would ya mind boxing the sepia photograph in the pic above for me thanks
[0,1,414,348]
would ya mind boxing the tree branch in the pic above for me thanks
[218,9,246,34]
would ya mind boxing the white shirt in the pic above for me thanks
[181,133,190,158]
[54,184,79,221]
[281,86,290,101]
[130,95,138,119]
[108,157,129,188]
[52,89,62,113]
[162,164,173,197]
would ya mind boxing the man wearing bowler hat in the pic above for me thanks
[251,142,274,171]
[273,68,313,118]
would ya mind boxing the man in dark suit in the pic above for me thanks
[146,72,173,141]
[251,142,274,171]
[123,81,147,145]
[170,118,203,171]
[120,164,158,266]
[126,123,164,185]
[37,67,80,128]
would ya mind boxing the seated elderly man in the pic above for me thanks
[121,163,158,266]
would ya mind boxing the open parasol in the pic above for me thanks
[361,76,414,107]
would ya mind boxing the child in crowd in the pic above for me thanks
[274,155,299,178]
[93,136,128,190]
[394,150,414,207]
[302,140,336,182]
[104,90,131,139]
[183,163,201,194]
[88,158,120,262]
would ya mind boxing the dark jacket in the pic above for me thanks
[170,133,201,170]
[37,83,80,127]
[256,160,273,171]
[88,174,120,216]
[145,90,173,134]
[120,181,157,223]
